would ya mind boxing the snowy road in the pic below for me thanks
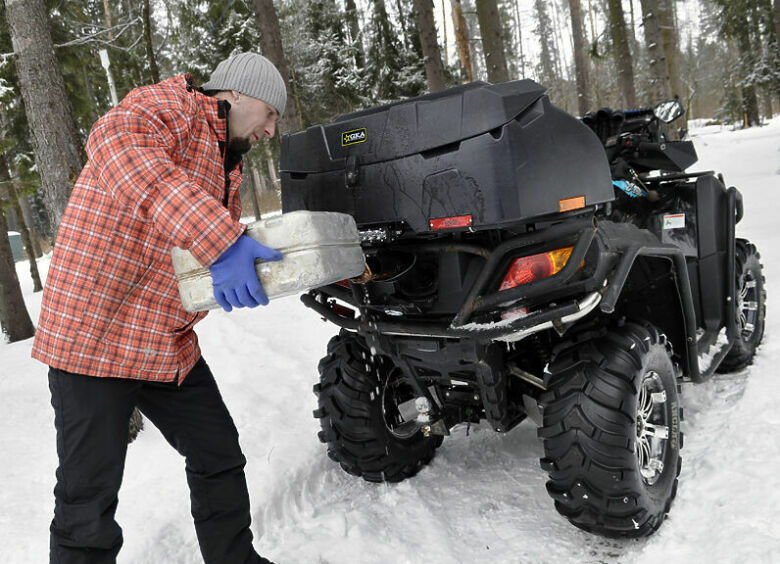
[2,119,779,563]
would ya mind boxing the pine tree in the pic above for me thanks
[640,0,672,101]
[344,0,366,69]
[534,0,559,90]
[285,0,365,125]
[475,0,510,83]
[451,0,475,82]
[366,0,425,102]
[414,0,447,92]
[606,0,637,108]
[569,0,592,115]
[657,0,683,100]
[3,0,84,239]
[0,202,35,342]
[710,0,762,126]
[253,0,303,133]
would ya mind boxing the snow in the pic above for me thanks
[696,327,729,374]
[2,118,780,563]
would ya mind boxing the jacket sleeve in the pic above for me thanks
[85,102,244,267]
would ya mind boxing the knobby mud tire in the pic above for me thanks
[717,239,766,373]
[539,321,682,538]
[313,330,442,483]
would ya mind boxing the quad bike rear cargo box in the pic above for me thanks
[280,80,614,234]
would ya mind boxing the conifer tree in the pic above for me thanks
[414,0,447,92]
[606,0,637,108]
[475,0,510,83]
[253,0,303,133]
[366,0,425,101]
[451,0,475,82]
[3,0,84,238]
[710,0,762,126]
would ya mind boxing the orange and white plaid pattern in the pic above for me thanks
[32,74,245,382]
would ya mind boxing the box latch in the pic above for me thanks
[345,155,359,188]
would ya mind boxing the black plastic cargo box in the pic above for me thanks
[280,80,613,234]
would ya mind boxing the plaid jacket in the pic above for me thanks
[32,74,245,382]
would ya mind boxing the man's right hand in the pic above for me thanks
[209,234,283,312]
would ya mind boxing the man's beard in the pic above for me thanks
[227,136,251,156]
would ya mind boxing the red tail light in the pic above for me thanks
[499,247,578,291]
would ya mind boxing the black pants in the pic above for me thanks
[48,357,266,564]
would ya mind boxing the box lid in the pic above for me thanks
[280,80,547,173]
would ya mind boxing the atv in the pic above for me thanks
[279,80,766,538]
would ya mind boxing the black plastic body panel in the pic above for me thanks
[281,80,614,234]
[631,141,698,173]
[647,175,729,332]
[694,175,729,331]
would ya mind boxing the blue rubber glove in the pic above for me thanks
[209,235,283,312]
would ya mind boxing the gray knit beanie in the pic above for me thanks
[202,52,287,117]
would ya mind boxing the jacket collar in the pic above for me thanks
[183,73,229,144]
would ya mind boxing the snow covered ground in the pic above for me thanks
[2,118,779,564]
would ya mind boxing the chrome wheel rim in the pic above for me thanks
[737,270,759,340]
[636,370,670,485]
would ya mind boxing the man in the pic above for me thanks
[32,52,285,564]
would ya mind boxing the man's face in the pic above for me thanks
[226,91,279,149]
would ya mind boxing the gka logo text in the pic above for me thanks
[342,128,367,146]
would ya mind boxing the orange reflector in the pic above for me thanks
[429,214,473,230]
[499,246,579,291]
[559,196,586,212]
[334,279,350,289]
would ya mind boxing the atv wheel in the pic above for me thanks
[539,321,682,538]
[313,330,443,483]
[717,239,766,372]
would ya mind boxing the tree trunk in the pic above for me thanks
[606,0,637,108]
[639,0,672,101]
[513,0,526,77]
[475,0,510,83]
[762,89,773,119]
[657,0,683,100]
[11,193,42,293]
[18,195,42,258]
[569,0,592,115]
[246,162,262,221]
[344,0,366,69]
[3,0,84,240]
[414,0,447,92]
[733,11,760,126]
[0,103,43,260]
[0,152,42,293]
[451,0,474,82]
[441,0,449,66]
[252,0,302,134]
[0,204,35,342]
[549,0,566,82]
[775,0,780,57]
[142,0,160,84]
